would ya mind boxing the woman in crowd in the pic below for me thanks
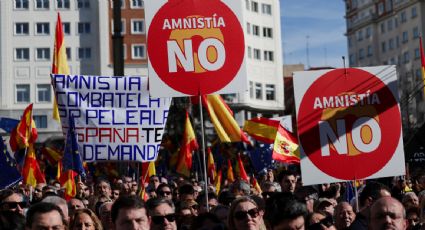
[70,208,103,230]
[228,196,266,230]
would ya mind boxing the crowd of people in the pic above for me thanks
[0,168,424,230]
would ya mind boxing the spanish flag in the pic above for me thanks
[243,117,280,144]
[141,161,156,184]
[22,144,46,187]
[52,12,70,121]
[272,124,300,164]
[420,36,425,96]
[236,154,249,182]
[207,148,216,182]
[176,111,198,177]
[227,159,235,183]
[251,175,262,194]
[202,95,250,144]
[59,169,77,200]
[214,169,222,195]
[9,104,38,152]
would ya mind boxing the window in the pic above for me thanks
[131,19,145,34]
[264,51,274,61]
[251,1,258,12]
[403,51,410,63]
[37,84,51,102]
[402,31,408,43]
[78,22,91,34]
[255,83,262,99]
[57,0,70,9]
[35,0,49,9]
[15,23,29,35]
[249,81,253,98]
[380,23,385,33]
[263,27,273,38]
[359,48,364,60]
[15,48,29,61]
[252,25,260,36]
[111,20,126,35]
[33,115,48,128]
[253,48,261,60]
[411,6,417,18]
[62,22,70,35]
[415,48,420,59]
[367,45,373,56]
[246,22,251,34]
[349,54,355,65]
[66,47,71,60]
[366,27,371,38]
[357,30,363,41]
[247,46,252,58]
[378,2,384,15]
[77,0,90,8]
[385,0,392,11]
[78,47,91,59]
[16,84,30,103]
[36,23,50,35]
[381,41,386,53]
[396,36,400,48]
[413,27,419,39]
[265,84,275,100]
[36,48,50,60]
[389,38,394,50]
[401,11,406,23]
[15,0,29,9]
[131,0,143,8]
[387,20,393,31]
[261,3,272,15]
[132,44,146,59]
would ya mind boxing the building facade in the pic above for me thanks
[344,0,425,138]
[0,0,284,142]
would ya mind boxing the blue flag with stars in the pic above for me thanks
[248,144,274,173]
[0,117,19,133]
[0,135,22,189]
[62,116,85,176]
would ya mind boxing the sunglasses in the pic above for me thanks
[159,191,172,196]
[151,214,176,225]
[234,208,259,220]
[1,201,28,209]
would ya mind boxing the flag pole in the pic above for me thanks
[353,179,359,212]
[198,95,209,211]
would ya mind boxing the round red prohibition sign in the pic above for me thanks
[297,68,401,180]
[147,0,245,95]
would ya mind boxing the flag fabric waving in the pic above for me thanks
[272,124,300,164]
[214,169,222,195]
[207,147,216,183]
[22,143,46,187]
[237,154,249,182]
[201,95,250,144]
[420,36,425,96]
[176,111,199,177]
[52,12,70,121]
[248,144,273,172]
[227,159,235,183]
[62,116,85,176]
[60,169,77,201]
[243,117,280,144]
[9,104,38,152]
[0,117,20,133]
[141,161,156,185]
[41,146,63,165]
[0,136,22,189]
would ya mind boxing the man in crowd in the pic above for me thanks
[147,197,177,230]
[369,196,407,230]
[334,201,356,229]
[0,189,27,215]
[278,170,297,194]
[112,195,150,230]
[265,193,308,230]
[26,202,67,230]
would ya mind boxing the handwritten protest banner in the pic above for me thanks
[51,75,171,162]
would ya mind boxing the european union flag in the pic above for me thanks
[0,117,19,133]
[0,135,22,189]
[62,116,85,176]
[248,144,274,173]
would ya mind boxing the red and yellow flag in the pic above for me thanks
[227,159,235,183]
[420,36,425,96]
[251,176,262,194]
[237,154,249,182]
[243,117,280,144]
[9,104,38,152]
[214,169,222,195]
[59,169,77,201]
[52,12,70,121]
[22,144,46,187]
[41,146,63,165]
[141,161,156,185]
[272,124,300,164]
[202,95,250,144]
[207,147,216,182]
[176,111,198,177]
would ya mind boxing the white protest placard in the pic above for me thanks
[293,66,405,185]
[145,0,247,97]
[51,75,171,162]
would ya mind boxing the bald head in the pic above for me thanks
[370,197,407,230]
[334,201,355,229]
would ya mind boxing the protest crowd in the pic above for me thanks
[0,162,424,230]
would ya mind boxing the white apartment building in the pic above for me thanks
[0,0,284,142]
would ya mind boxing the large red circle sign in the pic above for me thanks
[297,68,401,180]
[148,0,245,95]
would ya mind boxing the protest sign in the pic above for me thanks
[293,66,405,185]
[145,0,247,97]
[51,75,171,162]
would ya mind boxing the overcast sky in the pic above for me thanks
[280,1,348,69]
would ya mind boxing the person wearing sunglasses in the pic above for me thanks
[228,196,265,230]
[111,195,150,230]
[156,183,174,200]
[0,189,28,215]
[147,197,177,230]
